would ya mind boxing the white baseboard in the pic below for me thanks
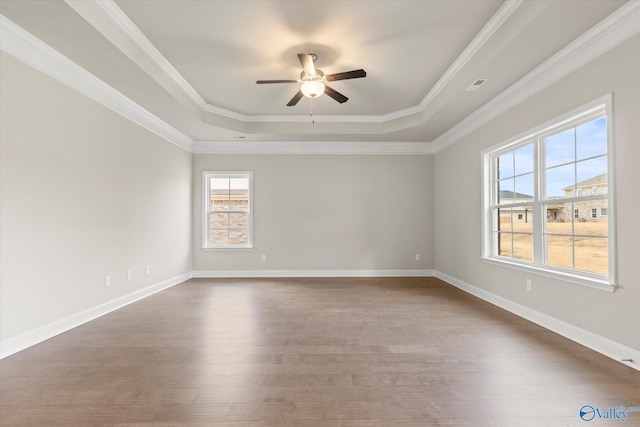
[0,272,192,359]
[192,269,435,278]
[434,270,640,371]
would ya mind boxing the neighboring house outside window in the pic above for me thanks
[202,172,253,249]
[482,96,614,290]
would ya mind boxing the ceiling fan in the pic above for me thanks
[256,53,366,106]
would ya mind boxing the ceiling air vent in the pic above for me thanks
[465,79,488,91]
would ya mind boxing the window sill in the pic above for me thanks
[480,256,616,292]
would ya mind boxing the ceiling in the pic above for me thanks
[0,0,630,146]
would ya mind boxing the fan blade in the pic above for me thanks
[256,79,298,84]
[286,90,304,106]
[324,85,348,103]
[298,53,316,76]
[326,69,367,82]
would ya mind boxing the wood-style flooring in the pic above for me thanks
[1,277,639,426]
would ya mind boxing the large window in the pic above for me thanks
[203,172,252,249]
[482,97,614,290]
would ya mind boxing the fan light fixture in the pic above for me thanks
[256,53,366,106]
[300,80,325,98]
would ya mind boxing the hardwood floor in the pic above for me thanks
[1,277,639,426]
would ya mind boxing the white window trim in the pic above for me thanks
[202,171,253,250]
[481,94,616,291]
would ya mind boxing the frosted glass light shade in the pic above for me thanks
[301,80,325,98]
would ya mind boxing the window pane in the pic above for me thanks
[576,117,607,160]
[210,212,228,229]
[498,152,514,179]
[545,205,567,228]
[514,144,534,175]
[576,156,607,189]
[512,206,533,232]
[210,229,228,246]
[210,177,230,211]
[210,177,230,190]
[229,212,248,229]
[229,230,248,246]
[545,128,575,168]
[229,196,249,212]
[546,235,573,269]
[230,177,249,194]
[497,178,515,204]
[498,232,512,258]
[513,233,533,261]
[514,173,534,202]
[574,209,607,236]
[574,237,608,275]
[498,208,512,232]
[545,163,575,199]
[211,197,230,211]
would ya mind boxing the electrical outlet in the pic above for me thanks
[261,254,267,262]
[145,265,150,276]
[526,279,532,292]
[127,269,133,281]
[415,254,421,261]
[105,275,111,287]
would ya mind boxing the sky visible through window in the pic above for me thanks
[498,117,606,199]
[545,117,607,198]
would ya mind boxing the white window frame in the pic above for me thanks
[591,208,597,219]
[481,95,616,291]
[202,171,253,250]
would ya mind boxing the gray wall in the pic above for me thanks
[193,154,434,272]
[0,53,193,341]
[434,35,640,350]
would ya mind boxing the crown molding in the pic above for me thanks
[432,0,640,153]
[0,16,430,156]
[0,15,194,152]
[4,1,637,155]
[95,0,523,126]
[192,140,434,155]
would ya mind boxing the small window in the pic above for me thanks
[601,208,608,216]
[574,209,579,219]
[592,186,598,195]
[591,208,597,219]
[517,214,523,220]
[203,172,253,249]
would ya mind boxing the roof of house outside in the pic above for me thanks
[563,173,607,190]
[499,190,532,200]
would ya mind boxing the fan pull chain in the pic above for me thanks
[310,98,315,124]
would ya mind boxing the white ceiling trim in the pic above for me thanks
[0,16,433,156]
[432,0,640,153]
[96,0,523,125]
[3,2,638,157]
[93,0,224,116]
[191,140,434,155]
[0,15,194,152]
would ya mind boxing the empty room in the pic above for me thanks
[1,0,639,426]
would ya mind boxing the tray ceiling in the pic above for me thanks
[0,0,630,144]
